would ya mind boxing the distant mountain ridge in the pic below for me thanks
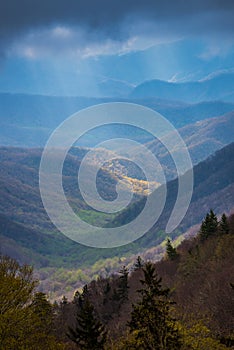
[131,71,234,102]
[0,110,233,231]
[0,92,234,147]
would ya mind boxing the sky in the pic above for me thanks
[0,0,234,96]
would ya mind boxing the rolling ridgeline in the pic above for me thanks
[0,80,233,348]
[0,90,233,298]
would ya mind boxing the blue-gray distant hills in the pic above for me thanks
[0,92,234,147]
[131,71,234,102]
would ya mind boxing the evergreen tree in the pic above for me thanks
[103,280,111,306]
[127,262,182,350]
[134,256,144,270]
[67,287,107,350]
[166,238,179,260]
[73,284,90,309]
[219,213,229,234]
[199,209,218,241]
[117,266,129,302]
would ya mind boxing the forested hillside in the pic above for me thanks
[1,211,234,349]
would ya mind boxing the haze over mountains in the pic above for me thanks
[131,71,234,102]
[0,11,234,297]
[1,91,234,148]
[1,40,234,97]
[0,58,234,299]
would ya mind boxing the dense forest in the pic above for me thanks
[1,210,234,349]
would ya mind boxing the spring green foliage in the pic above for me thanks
[0,255,64,350]
[127,262,182,349]
[67,286,107,350]
[30,292,54,336]
[179,321,229,350]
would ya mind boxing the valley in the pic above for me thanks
[1,2,234,348]
[0,140,233,298]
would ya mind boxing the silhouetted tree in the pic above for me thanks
[117,266,129,302]
[166,238,179,260]
[134,256,144,270]
[67,286,106,350]
[199,209,218,241]
[128,262,182,349]
[219,213,229,234]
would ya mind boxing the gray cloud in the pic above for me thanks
[0,0,234,55]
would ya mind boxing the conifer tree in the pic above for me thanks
[103,280,111,305]
[166,238,179,260]
[199,209,218,241]
[134,256,144,270]
[219,213,229,234]
[127,262,182,349]
[67,286,107,350]
[117,265,129,302]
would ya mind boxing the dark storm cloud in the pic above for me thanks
[0,0,234,54]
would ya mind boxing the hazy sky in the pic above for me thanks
[0,1,233,95]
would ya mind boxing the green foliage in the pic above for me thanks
[68,286,107,350]
[78,209,115,227]
[0,255,36,349]
[30,292,54,335]
[0,255,64,350]
[180,320,229,350]
[127,262,182,349]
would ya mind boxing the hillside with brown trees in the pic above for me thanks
[1,211,233,349]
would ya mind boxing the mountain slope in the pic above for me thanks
[71,213,234,347]
[145,110,234,180]
[0,143,233,298]
[112,142,234,248]
[110,111,234,182]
